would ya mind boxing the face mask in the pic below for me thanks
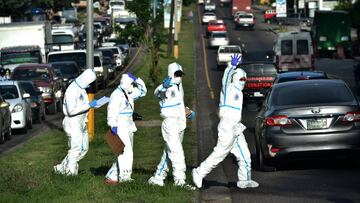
[172,77,182,84]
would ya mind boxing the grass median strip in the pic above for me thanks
[0,4,196,203]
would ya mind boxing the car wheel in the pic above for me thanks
[0,130,5,144]
[47,102,57,114]
[255,136,276,172]
[41,109,46,121]
[27,115,33,130]
[5,126,12,140]
[57,100,63,113]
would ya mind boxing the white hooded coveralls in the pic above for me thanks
[54,69,96,176]
[150,63,187,184]
[105,74,147,182]
[193,66,257,187]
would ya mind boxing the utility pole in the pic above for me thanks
[167,0,175,58]
[86,0,95,142]
[153,0,157,19]
[173,0,180,59]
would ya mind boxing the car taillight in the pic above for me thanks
[31,102,38,108]
[343,112,360,122]
[265,115,292,126]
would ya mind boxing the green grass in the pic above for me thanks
[0,4,197,203]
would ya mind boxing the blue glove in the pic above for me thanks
[187,111,196,120]
[89,99,97,108]
[111,127,118,135]
[230,54,242,66]
[128,73,137,81]
[162,76,171,88]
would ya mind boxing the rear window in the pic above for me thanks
[209,22,224,26]
[281,40,293,55]
[219,47,241,53]
[53,63,79,76]
[271,83,354,106]
[240,64,277,77]
[239,15,253,18]
[12,68,50,81]
[20,83,37,96]
[297,40,309,55]
[0,85,19,99]
[212,32,227,38]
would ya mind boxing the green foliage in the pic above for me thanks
[335,0,360,26]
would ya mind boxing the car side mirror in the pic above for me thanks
[23,93,30,99]
[0,101,10,108]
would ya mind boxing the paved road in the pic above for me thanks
[195,2,360,203]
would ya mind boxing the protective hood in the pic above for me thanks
[75,69,96,89]
[119,73,134,92]
[232,68,247,90]
[168,62,183,78]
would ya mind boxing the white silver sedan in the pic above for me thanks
[202,12,216,24]
[209,32,229,48]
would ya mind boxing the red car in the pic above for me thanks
[12,64,64,114]
[207,20,227,36]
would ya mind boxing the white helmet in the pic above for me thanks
[75,69,96,89]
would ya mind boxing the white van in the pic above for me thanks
[273,31,315,71]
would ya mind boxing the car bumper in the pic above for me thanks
[210,41,229,47]
[236,24,254,28]
[11,111,26,129]
[263,128,360,158]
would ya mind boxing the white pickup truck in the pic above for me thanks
[216,45,242,70]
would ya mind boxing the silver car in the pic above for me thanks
[202,12,216,24]
[209,32,229,48]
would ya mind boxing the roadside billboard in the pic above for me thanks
[276,0,287,17]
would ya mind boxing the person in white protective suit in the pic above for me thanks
[148,62,195,189]
[105,73,147,184]
[192,54,259,189]
[54,69,97,176]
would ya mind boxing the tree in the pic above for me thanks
[115,0,166,85]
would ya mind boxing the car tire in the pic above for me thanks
[5,127,12,140]
[27,115,33,130]
[41,110,46,121]
[47,103,57,115]
[0,130,5,144]
[255,136,276,172]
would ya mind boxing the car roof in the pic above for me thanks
[0,80,19,86]
[277,71,326,79]
[15,63,51,69]
[273,79,345,89]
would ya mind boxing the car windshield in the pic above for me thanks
[20,83,37,96]
[52,35,74,44]
[210,22,224,26]
[219,46,241,53]
[0,51,41,65]
[212,33,227,38]
[271,83,355,106]
[53,63,79,77]
[12,67,50,81]
[240,15,253,18]
[48,52,86,70]
[0,85,19,99]
[240,64,277,77]
[94,56,101,67]
[204,13,215,16]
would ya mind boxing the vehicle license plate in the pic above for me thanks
[307,118,327,130]
[254,92,263,97]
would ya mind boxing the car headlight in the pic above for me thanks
[96,71,103,77]
[12,104,23,113]
[38,87,52,93]
[341,36,349,41]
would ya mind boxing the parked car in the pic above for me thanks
[233,11,247,22]
[255,79,360,170]
[103,56,116,79]
[97,48,117,68]
[50,61,81,88]
[47,50,87,71]
[94,51,108,89]
[202,12,216,24]
[0,80,32,133]
[209,31,229,48]
[216,45,242,70]
[12,64,63,114]
[98,46,125,70]
[273,31,315,71]
[274,71,328,84]
[240,62,277,100]
[204,2,216,11]
[18,81,46,123]
[207,20,227,36]
[0,95,11,143]
[235,12,255,29]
